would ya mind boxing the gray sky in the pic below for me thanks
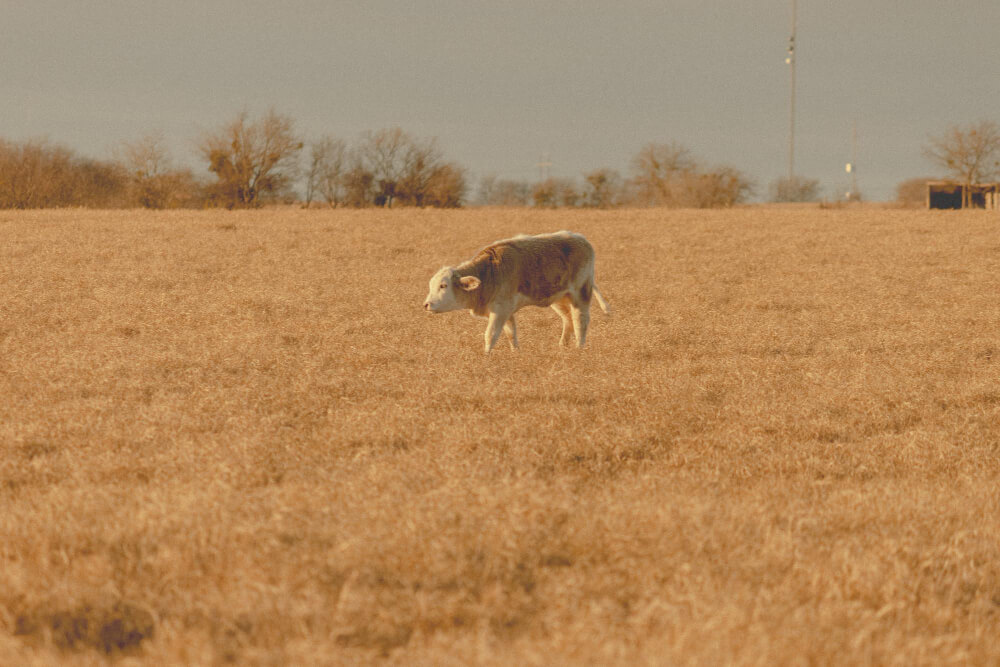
[5,1,1000,201]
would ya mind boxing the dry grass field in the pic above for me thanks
[2,206,1000,665]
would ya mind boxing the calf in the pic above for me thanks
[423,231,610,352]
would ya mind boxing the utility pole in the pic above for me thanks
[537,153,552,182]
[786,0,797,182]
[846,120,859,201]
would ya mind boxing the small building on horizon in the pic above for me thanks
[927,181,1000,209]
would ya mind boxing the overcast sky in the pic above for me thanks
[5,1,999,201]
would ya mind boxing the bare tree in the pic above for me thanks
[350,128,465,207]
[495,179,532,206]
[896,177,933,208]
[303,141,322,208]
[0,139,73,208]
[73,158,130,208]
[119,132,195,208]
[629,142,696,206]
[532,179,557,208]
[121,132,170,183]
[582,168,622,208]
[342,149,376,207]
[304,136,348,208]
[357,127,412,207]
[397,136,443,206]
[477,174,498,206]
[624,142,753,208]
[681,166,754,208]
[477,176,531,206]
[199,110,303,208]
[924,120,1000,206]
[423,162,467,207]
[769,175,820,203]
[0,139,128,208]
[532,178,579,208]
[557,179,580,207]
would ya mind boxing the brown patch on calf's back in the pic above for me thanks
[510,237,597,303]
[518,252,569,301]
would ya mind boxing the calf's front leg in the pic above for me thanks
[484,310,510,353]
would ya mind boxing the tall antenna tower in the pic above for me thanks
[786,0,797,181]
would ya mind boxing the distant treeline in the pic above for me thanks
[479,143,753,209]
[0,109,761,210]
[0,139,134,209]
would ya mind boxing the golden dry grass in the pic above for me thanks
[2,206,1000,665]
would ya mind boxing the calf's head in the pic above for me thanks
[423,267,481,312]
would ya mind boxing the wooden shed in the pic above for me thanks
[927,181,1000,209]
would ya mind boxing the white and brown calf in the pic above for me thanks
[423,231,610,352]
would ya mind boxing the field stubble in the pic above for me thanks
[1,207,1000,664]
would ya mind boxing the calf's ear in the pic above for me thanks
[459,276,481,291]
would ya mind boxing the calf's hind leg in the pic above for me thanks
[503,314,519,350]
[551,299,573,346]
[570,303,590,348]
[570,283,593,348]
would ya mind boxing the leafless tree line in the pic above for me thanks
[477,142,755,209]
[303,128,466,209]
[5,108,992,210]
[0,111,466,210]
[200,112,468,209]
[0,110,755,211]
[0,139,131,209]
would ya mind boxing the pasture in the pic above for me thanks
[2,206,1000,664]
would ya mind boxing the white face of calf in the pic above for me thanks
[423,267,480,313]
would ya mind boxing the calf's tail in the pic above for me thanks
[592,284,611,315]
